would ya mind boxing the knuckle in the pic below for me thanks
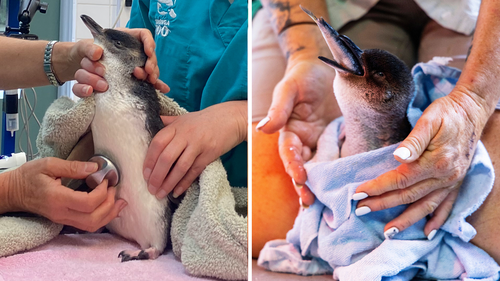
[395,172,410,190]
[158,153,173,165]
[399,189,420,205]
[69,161,80,175]
[446,168,464,183]
[176,161,191,173]
[190,164,205,177]
[376,200,391,211]
[434,158,453,174]
[404,135,424,154]
[423,200,440,215]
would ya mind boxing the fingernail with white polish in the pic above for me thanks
[427,229,437,240]
[384,227,399,239]
[299,197,309,209]
[256,116,270,131]
[292,178,303,189]
[355,206,371,216]
[393,147,411,160]
[353,192,368,201]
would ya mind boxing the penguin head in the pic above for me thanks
[81,15,147,77]
[301,7,414,117]
[333,49,414,116]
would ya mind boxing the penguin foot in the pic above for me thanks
[118,247,161,262]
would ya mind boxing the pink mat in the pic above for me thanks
[0,233,220,281]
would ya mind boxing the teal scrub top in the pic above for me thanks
[128,0,248,188]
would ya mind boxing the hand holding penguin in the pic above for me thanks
[255,20,343,207]
[355,89,490,239]
[3,157,127,232]
[144,100,248,199]
[73,28,170,97]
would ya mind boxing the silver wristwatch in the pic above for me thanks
[43,40,64,87]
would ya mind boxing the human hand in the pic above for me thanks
[72,28,170,97]
[144,100,247,199]
[7,157,127,232]
[257,57,340,206]
[354,89,491,239]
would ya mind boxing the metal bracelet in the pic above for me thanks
[43,40,64,87]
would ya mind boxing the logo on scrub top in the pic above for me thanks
[155,0,176,37]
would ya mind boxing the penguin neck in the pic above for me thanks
[340,110,412,158]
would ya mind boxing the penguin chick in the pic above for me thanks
[81,15,173,262]
[301,6,414,158]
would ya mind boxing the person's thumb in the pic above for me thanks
[43,158,98,179]
[161,115,179,126]
[393,116,440,163]
[256,78,297,134]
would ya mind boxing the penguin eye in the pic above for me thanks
[114,41,123,48]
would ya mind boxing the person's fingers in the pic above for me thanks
[293,181,315,206]
[424,187,459,239]
[143,127,176,184]
[355,178,445,213]
[74,69,108,92]
[258,79,298,133]
[66,186,127,232]
[278,130,307,184]
[72,83,93,97]
[145,54,158,76]
[155,79,170,93]
[42,158,98,179]
[133,67,148,81]
[171,157,208,198]
[147,138,186,195]
[117,28,156,57]
[156,147,198,199]
[160,115,179,126]
[355,162,428,197]
[81,58,105,77]
[60,179,110,213]
[383,188,450,238]
[75,39,103,62]
[393,116,441,163]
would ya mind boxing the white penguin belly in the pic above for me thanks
[91,93,167,250]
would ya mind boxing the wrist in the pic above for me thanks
[234,100,248,143]
[278,24,332,66]
[448,86,492,130]
[0,170,23,214]
[51,41,78,83]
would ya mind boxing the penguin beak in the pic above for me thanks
[81,14,105,40]
[301,6,365,76]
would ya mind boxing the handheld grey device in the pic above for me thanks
[86,155,120,189]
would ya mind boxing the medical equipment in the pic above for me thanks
[0,152,26,169]
[2,0,47,157]
[85,155,120,189]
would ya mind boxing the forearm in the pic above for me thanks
[0,37,77,90]
[260,0,332,64]
[455,0,500,117]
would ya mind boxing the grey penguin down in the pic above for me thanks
[80,15,174,262]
